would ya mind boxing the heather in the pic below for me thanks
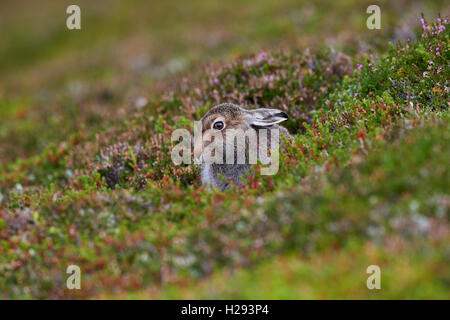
[0,1,449,299]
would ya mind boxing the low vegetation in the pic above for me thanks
[0,6,448,299]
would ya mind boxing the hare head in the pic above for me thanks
[194,103,291,190]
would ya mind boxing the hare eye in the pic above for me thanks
[213,121,225,131]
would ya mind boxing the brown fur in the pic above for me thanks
[196,103,292,190]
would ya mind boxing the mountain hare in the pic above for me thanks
[194,103,292,190]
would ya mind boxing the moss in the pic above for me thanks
[0,16,448,298]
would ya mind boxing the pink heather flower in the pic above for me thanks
[357,64,363,71]
[257,52,266,62]
[420,18,427,32]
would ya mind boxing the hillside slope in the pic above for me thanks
[0,17,448,299]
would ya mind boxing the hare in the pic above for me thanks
[194,103,292,190]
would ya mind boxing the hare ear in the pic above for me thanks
[244,108,289,128]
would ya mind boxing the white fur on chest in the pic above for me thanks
[201,163,215,189]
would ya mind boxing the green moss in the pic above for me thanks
[0,15,448,299]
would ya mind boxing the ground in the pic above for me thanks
[0,0,449,299]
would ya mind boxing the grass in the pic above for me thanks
[0,1,449,299]
[100,113,450,299]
